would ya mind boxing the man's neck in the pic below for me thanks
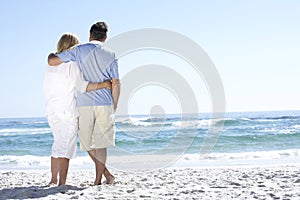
[89,38,105,42]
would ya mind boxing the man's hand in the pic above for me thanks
[48,53,63,66]
[112,78,120,112]
[101,80,112,90]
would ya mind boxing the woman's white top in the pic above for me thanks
[44,61,88,119]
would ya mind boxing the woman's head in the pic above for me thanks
[56,33,80,54]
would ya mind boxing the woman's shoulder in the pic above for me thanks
[46,61,78,75]
[62,61,77,66]
[56,61,78,69]
[47,62,73,68]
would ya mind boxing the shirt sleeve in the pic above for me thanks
[109,59,119,79]
[57,48,77,63]
[69,62,89,93]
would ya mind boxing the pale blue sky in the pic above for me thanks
[0,0,299,117]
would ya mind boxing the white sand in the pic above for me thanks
[1,165,300,199]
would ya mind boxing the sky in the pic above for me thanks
[0,0,299,118]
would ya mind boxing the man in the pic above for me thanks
[48,22,120,185]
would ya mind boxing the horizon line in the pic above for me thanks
[1,109,300,119]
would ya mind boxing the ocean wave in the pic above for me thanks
[220,130,300,139]
[256,128,299,135]
[0,128,51,136]
[115,115,267,130]
[255,119,278,122]
[0,118,48,126]
[0,155,94,170]
[1,149,300,170]
[251,115,300,121]
[0,155,49,168]
[196,149,300,160]
[116,117,153,127]
[170,119,226,129]
[267,116,300,120]
[129,117,152,126]
[116,115,300,135]
[172,120,204,128]
[117,117,244,129]
[292,125,300,129]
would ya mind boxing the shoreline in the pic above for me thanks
[1,164,300,199]
[1,151,300,171]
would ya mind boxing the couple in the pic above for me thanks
[44,22,120,186]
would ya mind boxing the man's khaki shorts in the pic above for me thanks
[78,106,115,151]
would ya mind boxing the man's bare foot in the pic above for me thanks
[106,175,115,185]
[93,182,102,186]
[93,178,102,186]
[104,169,115,185]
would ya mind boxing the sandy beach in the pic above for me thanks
[1,165,300,199]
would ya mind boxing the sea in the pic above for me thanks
[0,110,300,170]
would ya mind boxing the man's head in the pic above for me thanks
[89,22,108,42]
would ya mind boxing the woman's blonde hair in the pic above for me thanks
[56,33,80,54]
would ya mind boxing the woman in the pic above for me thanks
[44,33,114,186]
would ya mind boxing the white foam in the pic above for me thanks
[256,119,278,122]
[240,117,252,121]
[0,155,49,169]
[0,155,95,170]
[1,149,300,171]
[184,149,300,161]
[0,128,51,136]
[292,124,300,129]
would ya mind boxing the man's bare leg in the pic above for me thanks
[58,158,70,186]
[50,157,58,185]
[104,168,115,184]
[88,150,115,184]
[88,148,107,185]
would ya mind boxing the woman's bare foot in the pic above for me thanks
[48,178,57,186]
